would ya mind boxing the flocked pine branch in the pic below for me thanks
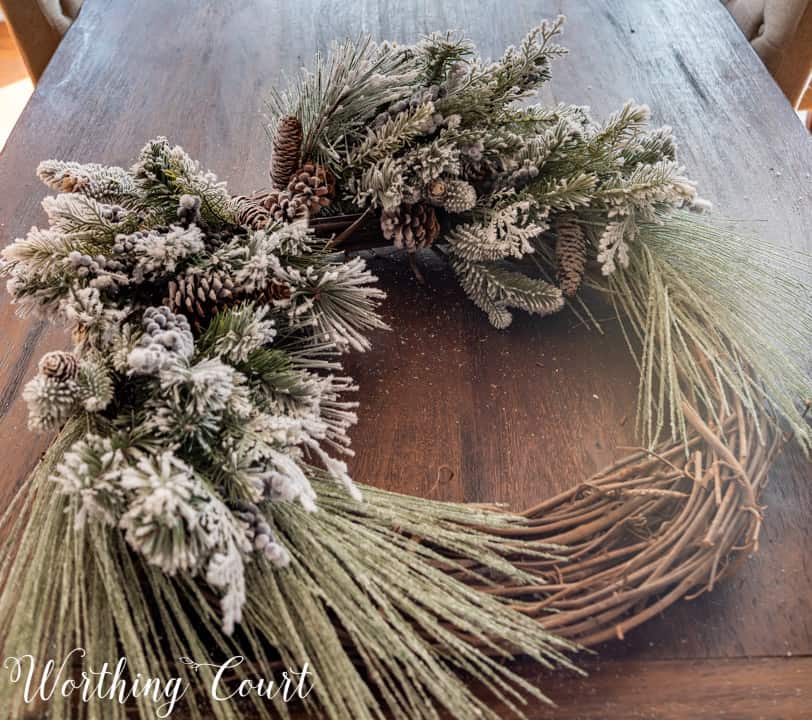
[37,159,137,203]
[451,256,563,329]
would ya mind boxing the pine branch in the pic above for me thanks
[530,172,598,211]
[448,199,545,262]
[41,194,136,242]
[132,137,235,227]
[267,37,418,166]
[349,102,436,167]
[451,255,563,328]
[37,159,138,204]
[437,18,567,121]
[414,31,475,83]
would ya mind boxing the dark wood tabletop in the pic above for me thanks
[0,1,810,718]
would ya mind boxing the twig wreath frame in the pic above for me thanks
[0,18,809,720]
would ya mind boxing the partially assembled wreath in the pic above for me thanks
[1,19,809,720]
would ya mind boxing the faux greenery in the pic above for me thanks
[268,18,696,331]
[266,19,810,451]
[0,18,809,720]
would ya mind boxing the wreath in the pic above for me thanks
[0,19,809,720]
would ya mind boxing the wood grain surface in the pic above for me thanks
[460,656,812,719]
[0,1,809,717]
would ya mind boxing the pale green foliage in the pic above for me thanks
[41,193,135,240]
[404,134,461,184]
[448,197,545,262]
[350,155,409,210]
[413,31,475,83]
[452,257,563,329]
[272,20,697,327]
[274,255,388,352]
[132,136,236,226]
[197,303,276,363]
[75,356,115,412]
[267,36,418,164]
[593,213,812,453]
[0,435,576,720]
[349,102,437,166]
[532,172,599,210]
[437,17,567,120]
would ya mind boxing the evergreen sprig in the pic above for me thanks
[1,139,386,634]
[269,20,701,328]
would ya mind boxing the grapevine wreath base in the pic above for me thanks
[0,19,810,720]
[256,212,783,649]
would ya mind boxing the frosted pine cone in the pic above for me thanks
[177,194,202,227]
[462,156,502,194]
[441,180,477,213]
[261,279,292,305]
[286,162,334,215]
[553,213,587,297]
[235,162,333,229]
[166,265,235,322]
[270,116,303,190]
[426,179,448,206]
[39,350,79,381]
[427,179,477,212]
[380,203,440,252]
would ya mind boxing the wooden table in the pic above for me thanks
[0,1,810,717]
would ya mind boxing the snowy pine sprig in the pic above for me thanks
[270,20,700,327]
[5,140,385,634]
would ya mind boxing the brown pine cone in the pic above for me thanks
[270,116,303,190]
[286,162,334,215]
[553,212,587,297]
[232,195,271,229]
[39,351,79,381]
[166,266,235,322]
[380,203,440,252]
[262,280,292,304]
[263,189,309,223]
[463,157,502,195]
[426,179,448,206]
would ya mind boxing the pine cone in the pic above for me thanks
[426,179,477,212]
[231,500,290,566]
[263,189,309,223]
[39,351,79,381]
[262,280,292,304]
[463,157,502,194]
[426,179,448,206]
[177,194,202,227]
[553,213,587,297]
[441,180,477,213]
[233,195,271,229]
[286,162,334,215]
[166,265,235,322]
[270,116,303,190]
[380,203,440,252]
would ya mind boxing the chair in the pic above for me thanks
[724,0,812,109]
[0,0,82,83]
